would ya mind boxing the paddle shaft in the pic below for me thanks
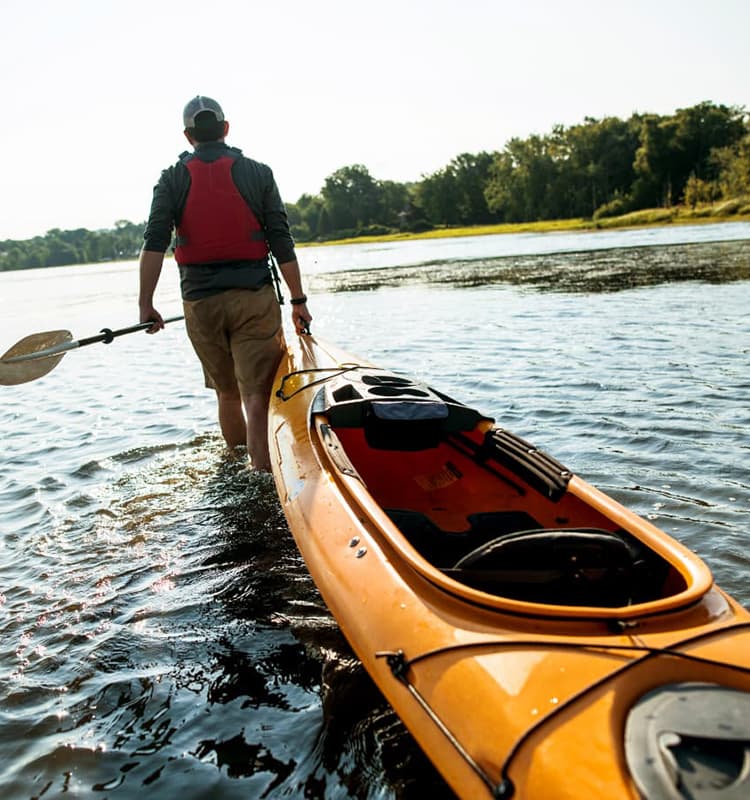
[3,316,184,364]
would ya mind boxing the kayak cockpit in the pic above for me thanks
[311,366,714,619]
[396,517,668,609]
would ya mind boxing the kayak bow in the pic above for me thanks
[269,335,750,800]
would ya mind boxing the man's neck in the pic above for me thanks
[195,139,225,148]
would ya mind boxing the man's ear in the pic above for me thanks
[223,121,229,138]
[184,129,196,145]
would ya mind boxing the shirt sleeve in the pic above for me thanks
[143,164,185,253]
[234,158,297,264]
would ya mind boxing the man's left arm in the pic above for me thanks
[257,166,312,334]
[277,258,312,334]
[261,177,297,265]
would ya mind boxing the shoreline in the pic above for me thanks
[2,208,748,274]
[299,207,750,248]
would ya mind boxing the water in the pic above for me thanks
[299,221,750,275]
[1,222,749,798]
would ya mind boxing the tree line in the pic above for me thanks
[2,101,748,270]
[0,221,145,271]
[287,100,749,240]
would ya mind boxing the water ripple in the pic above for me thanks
[1,235,748,798]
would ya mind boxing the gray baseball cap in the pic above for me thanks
[183,96,225,128]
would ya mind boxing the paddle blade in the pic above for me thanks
[0,330,73,385]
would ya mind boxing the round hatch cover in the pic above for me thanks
[625,682,750,799]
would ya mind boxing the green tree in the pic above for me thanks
[485,135,562,221]
[286,193,326,241]
[44,231,80,267]
[415,152,497,226]
[376,179,410,227]
[415,166,459,225]
[632,102,746,207]
[712,134,750,198]
[0,245,23,271]
[558,117,641,217]
[672,102,746,185]
[683,175,721,208]
[321,165,381,231]
[631,114,680,207]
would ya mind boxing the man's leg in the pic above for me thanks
[216,389,246,448]
[242,392,271,471]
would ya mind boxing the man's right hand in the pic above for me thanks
[140,305,165,334]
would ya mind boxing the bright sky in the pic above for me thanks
[1,0,748,241]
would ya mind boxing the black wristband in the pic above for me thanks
[290,295,307,305]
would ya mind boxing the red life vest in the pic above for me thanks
[174,154,269,266]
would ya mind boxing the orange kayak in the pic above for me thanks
[268,335,750,800]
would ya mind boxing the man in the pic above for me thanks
[138,95,312,471]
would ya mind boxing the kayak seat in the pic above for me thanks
[385,509,541,568]
[447,528,636,607]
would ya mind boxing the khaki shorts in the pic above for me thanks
[183,285,285,395]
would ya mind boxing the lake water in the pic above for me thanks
[1,222,749,798]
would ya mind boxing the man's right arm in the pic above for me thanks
[139,249,166,332]
[143,165,183,253]
[139,166,181,332]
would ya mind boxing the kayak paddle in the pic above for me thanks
[0,316,184,386]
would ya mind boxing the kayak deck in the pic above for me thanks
[269,336,750,800]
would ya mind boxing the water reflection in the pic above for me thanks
[191,458,455,798]
[3,230,747,799]
[311,240,750,294]
[0,438,455,798]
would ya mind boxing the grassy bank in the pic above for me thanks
[300,198,750,248]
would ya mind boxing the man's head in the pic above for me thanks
[183,96,228,143]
